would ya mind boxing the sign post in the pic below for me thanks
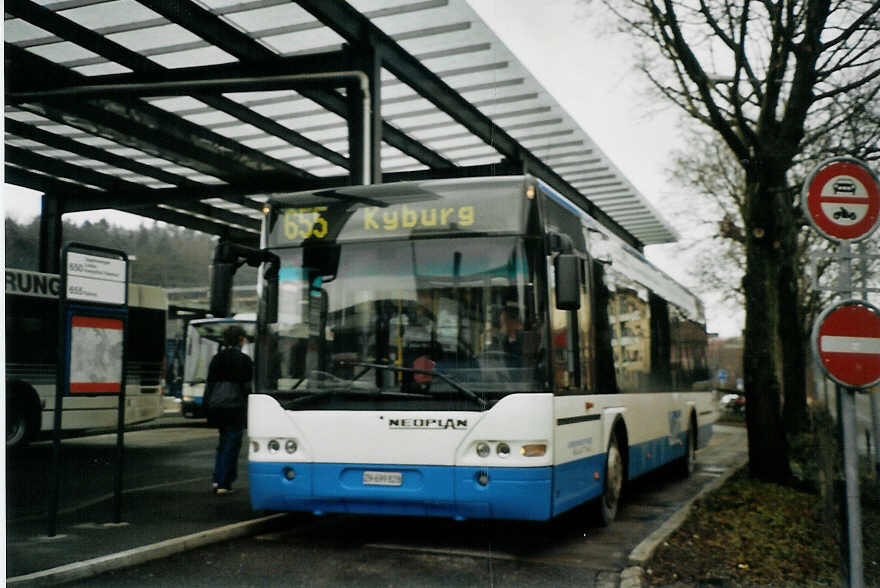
[805,157,880,588]
[48,243,129,537]
[811,300,880,588]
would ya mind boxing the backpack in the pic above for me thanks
[208,380,244,409]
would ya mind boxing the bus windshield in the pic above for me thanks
[259,236,546,410]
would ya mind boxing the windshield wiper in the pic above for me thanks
[282,370,431,406]
[338,360,487,408]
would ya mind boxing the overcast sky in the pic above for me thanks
[1,0,744,337]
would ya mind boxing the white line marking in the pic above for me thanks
[821,335,880,354]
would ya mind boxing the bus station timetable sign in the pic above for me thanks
[66,251,127,304]
[812,300,880,389]
[804,158,880,242]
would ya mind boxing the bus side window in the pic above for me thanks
[592,260,618,394]
[649,293,672,391]
[578,258,594,393]
[549,257,579,394]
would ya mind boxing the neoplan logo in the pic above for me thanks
[388,418,468,430]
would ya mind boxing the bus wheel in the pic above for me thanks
[596,432,623,527]
[6,401,30,449]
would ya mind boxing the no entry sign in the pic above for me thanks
[804,158,880,242]
[813,300,880,389]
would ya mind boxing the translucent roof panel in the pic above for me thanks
[4,0,677,245]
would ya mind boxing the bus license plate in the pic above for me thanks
[363,471,402,486]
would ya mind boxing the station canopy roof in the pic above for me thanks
[5,0,678,249]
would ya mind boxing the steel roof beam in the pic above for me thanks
[383,61,509,87]
[144,207,260,247]
[5,45,316,190]
[96,60,502,122]
[296,86,454,169]
[5,0,343,179]
[137,0,275,63]
[32,0,447,60]
[6,145,262,230]
[4,166,260,245]
[138,0,451,172]
[4,117,219,196]
[76,49,354,88]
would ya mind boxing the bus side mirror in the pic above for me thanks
[209,242,280,318]
[209,260,235,318]
[263,263,279,324]
[209,241,243,318]
[555,254,580,311]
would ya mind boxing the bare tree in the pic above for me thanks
[602,0,880,482]
[669,128,880,436]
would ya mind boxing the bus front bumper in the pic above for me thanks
[248,461,553,521]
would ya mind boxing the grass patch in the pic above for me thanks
[646,416,880,586]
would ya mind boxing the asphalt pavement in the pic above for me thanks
[6,404,290,586]
[5,404,747,588]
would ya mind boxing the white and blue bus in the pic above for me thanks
[181,314,255,418]
[215,176,716,524]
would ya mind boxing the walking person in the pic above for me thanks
[203,325,253,495]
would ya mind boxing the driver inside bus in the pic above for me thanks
[491,302,524,366]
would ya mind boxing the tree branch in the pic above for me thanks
[654,0,752,161]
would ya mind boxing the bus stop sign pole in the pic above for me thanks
[48,243,129,537]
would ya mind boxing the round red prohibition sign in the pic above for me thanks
[806,160,880,241]
[813,300,880,389]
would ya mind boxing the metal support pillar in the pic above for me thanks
[348,41,381,185]
[39,193,64,274]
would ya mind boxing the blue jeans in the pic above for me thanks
[213,426,243,490]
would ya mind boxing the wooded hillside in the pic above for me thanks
[5,217,256,288]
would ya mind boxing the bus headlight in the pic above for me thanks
[476,442,490,458]
[268,439,280,453]
[251,441,259,453]
[285,439,298,454]
[496,443,510,457]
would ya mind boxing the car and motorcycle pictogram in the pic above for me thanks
[833,207,857,220]
[832,179,857,194]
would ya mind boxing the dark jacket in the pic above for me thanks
[204,346,253,429]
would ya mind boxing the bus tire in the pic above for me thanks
[595,430,624,527]
[6,384,38,449]
[677,416,696,478]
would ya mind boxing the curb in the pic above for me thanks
[7,513,290,587]
[623,455,749,586]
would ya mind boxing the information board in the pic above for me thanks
[67,251,127,304]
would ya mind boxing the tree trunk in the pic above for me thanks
[779,220,809,436]
[742,176,792,483]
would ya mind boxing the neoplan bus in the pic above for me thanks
[181,314,255,418]
[5,268,167,448]
[211,176,716,524]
